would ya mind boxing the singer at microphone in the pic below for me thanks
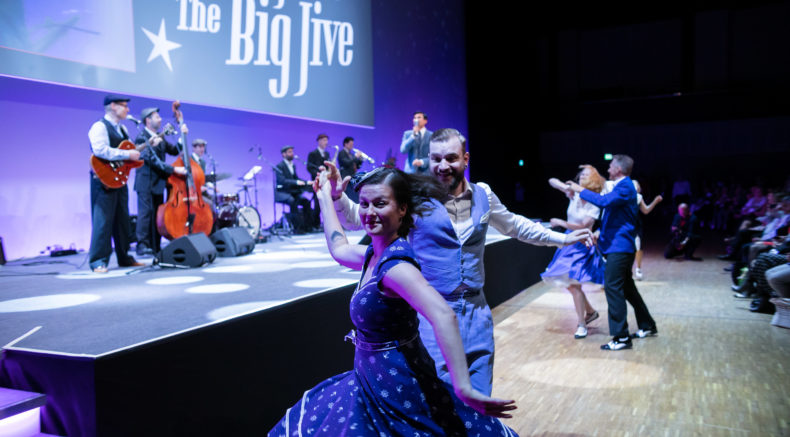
[400,111,431,174]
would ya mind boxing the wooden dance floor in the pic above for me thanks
[491,249,790,436]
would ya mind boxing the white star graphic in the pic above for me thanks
[141,19,181,72]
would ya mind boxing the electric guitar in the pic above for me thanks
[90,123,176,189]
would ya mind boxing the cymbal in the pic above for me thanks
[205,172,232,182]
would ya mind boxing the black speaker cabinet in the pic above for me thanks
[159,233,217,267]
[211,227,255,257]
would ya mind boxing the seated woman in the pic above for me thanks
[268,167,518,437]
[542,165,606,339]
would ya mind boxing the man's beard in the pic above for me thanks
[446,170,464,192]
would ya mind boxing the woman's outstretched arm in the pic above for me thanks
[314,171,367,270]
[381,264,518,418]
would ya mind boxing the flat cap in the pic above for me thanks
[140,107,159,121]
[104,94,130,105]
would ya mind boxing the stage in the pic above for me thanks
[0,229,555,436]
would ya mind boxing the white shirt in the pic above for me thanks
[284,159,295,175]
[88,114,132,160]
[567,193,599,227]
[334,181,566,246]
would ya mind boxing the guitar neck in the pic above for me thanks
[136,131,167,151]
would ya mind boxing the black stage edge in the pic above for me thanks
[0,240,555,436]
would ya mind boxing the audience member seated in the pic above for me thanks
[664,203,702,261]
[732,235,789,312]
[723,196,790,282]
[734,186,768,225]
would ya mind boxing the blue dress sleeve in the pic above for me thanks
[374,238,420,289]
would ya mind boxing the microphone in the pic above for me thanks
[126,115,142,125]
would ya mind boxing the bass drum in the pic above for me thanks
[236,206,261,240]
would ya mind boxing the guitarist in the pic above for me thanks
[87,94,144,273]
[133,107,187,256]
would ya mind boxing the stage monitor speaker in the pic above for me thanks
[211,227,255,257]
[159,233,217,267]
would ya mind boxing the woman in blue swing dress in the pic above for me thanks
[269,168,518,437]
[541,165,606,339]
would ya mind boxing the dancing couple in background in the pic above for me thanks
[568,155,658,351]
[542,165,606,339]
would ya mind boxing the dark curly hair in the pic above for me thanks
[353,168,446,237]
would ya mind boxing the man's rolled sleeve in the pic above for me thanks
[479,182,565,246]
[88,121,132,161]
[334,193,362,230]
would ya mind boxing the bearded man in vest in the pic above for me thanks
[327,128,592,395]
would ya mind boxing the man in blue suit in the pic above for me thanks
[569,155,657,351]
[400,111,432,174]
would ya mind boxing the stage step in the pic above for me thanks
[0,387,52,437]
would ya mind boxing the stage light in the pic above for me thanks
[604,154,613,161]
[518,159,524,167]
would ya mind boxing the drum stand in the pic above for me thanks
[238,165,265,241]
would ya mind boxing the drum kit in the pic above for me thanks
[207,171,263,240]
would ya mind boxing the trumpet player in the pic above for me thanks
[338,136,365,201]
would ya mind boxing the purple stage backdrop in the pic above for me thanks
[0,0,467,260]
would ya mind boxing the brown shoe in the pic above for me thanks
[93,265,109,273]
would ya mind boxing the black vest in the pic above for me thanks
[100,118,129,149]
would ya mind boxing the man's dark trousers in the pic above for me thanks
[89,176,135,269]
[604,252,656,338]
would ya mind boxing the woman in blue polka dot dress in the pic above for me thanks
[269,168,518,436]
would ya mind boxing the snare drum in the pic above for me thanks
[219,193,239,204]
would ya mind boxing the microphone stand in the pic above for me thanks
[205,153,219,214]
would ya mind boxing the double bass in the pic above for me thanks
[156,101,214,239]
